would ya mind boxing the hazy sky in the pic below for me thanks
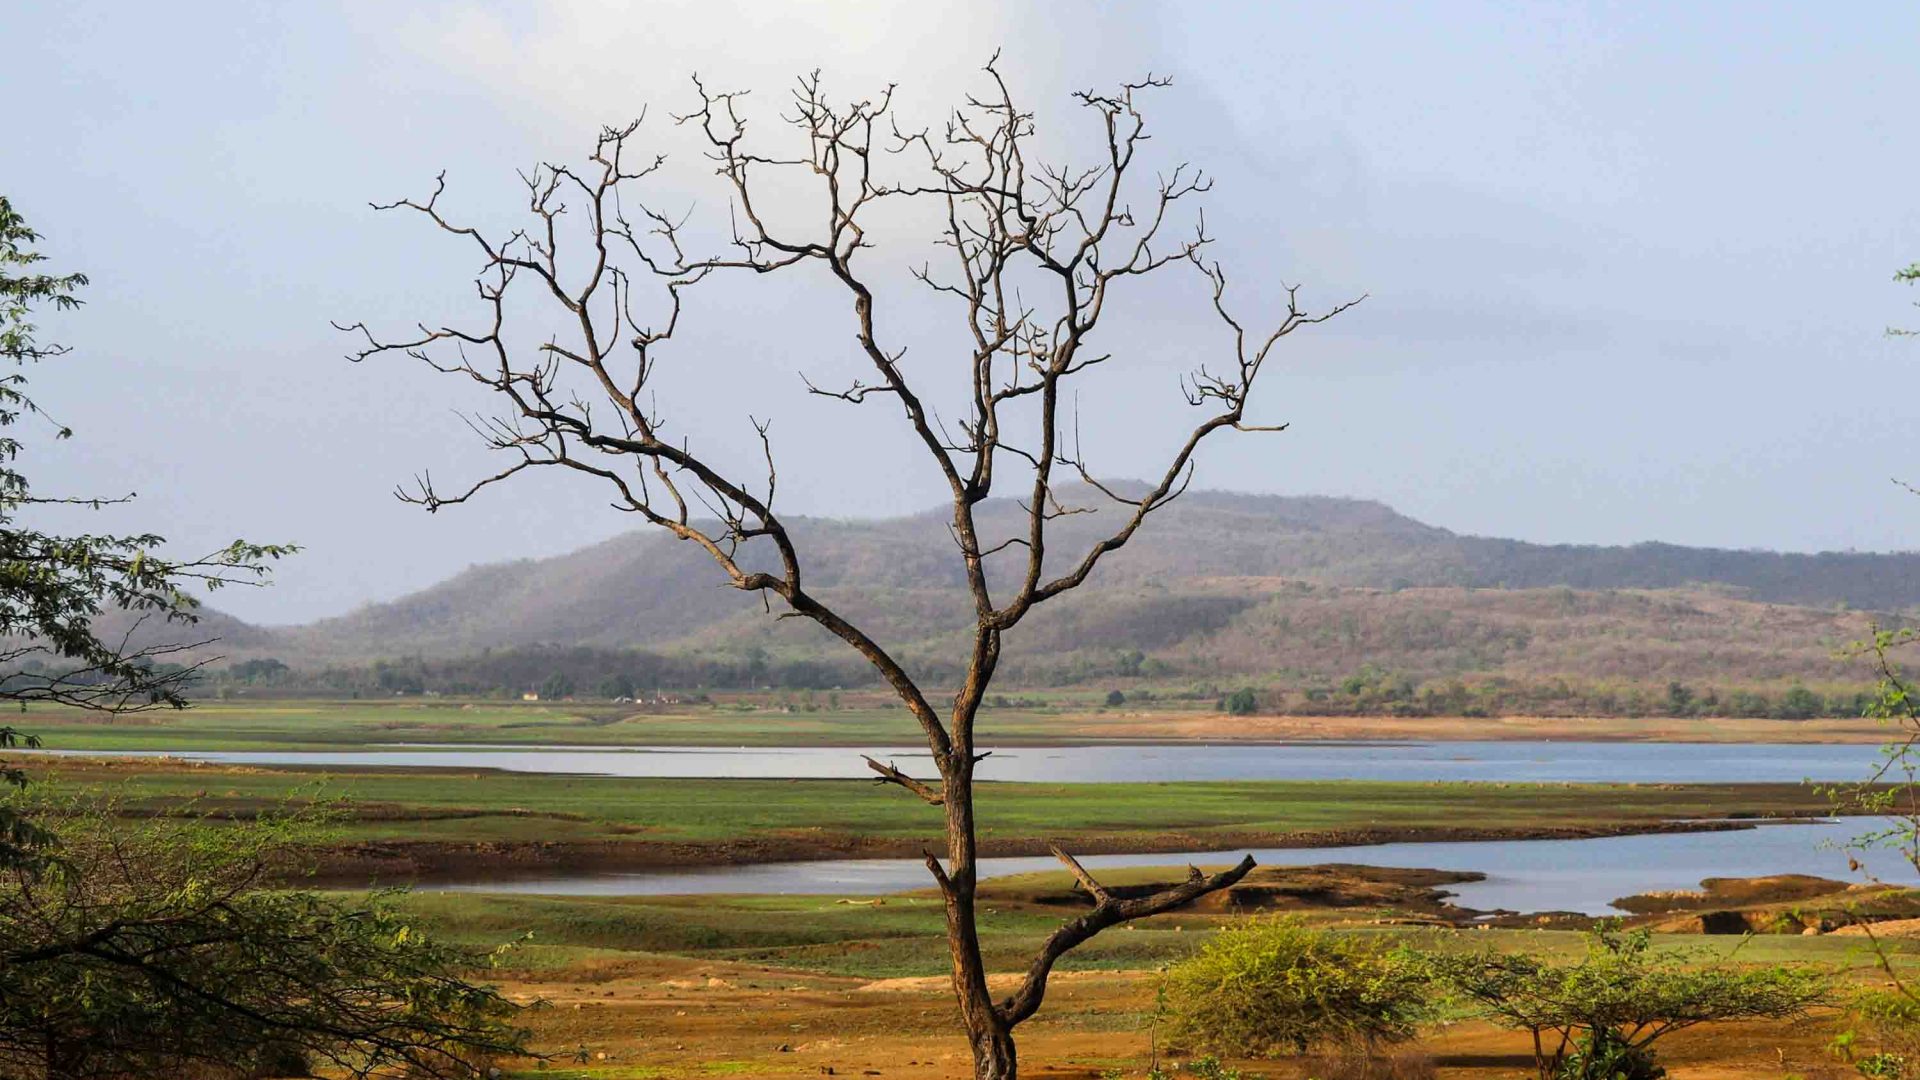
[7,1,1919,624]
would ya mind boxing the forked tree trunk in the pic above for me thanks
[925,720,1255,1079]
[970,1024,1019,1080]
[940,758,1021,1079]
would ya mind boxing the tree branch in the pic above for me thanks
[997,853,1256,1026]
[863,755,945,805]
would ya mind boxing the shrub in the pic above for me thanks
[1099,1057,1245,1080]
[1185,1058,1243,1080]
[0,797,528,1078]
[1302,1049,1438,1080]
[1223,688,1259,716]
[1836,988,1920,1078]
[1559,1028,1664,1079]
[1423,924,1829,1080]
[1162,918,1428,1057]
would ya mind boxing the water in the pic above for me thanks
[58,740,1899,911]
[52,740,1889,784]
[431,818,1905,915]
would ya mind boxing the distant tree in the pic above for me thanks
[743,645,770,687]
[1103,689,1126,707]
[1775,683,1822,720]
[1222,687,1260,716]
[538,672,575,701]
[227,656,290,684]
[344,60,1355,1079]
[596,672,635,699]
[1663,681,1694,716]
[373,659,425,695]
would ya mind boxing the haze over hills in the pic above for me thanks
[153,487,1920,689]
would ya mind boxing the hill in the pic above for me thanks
[123,486,1920,689]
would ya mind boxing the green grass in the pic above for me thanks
[387,889,1917,983]
[16,697,1114,750]
[29,758,1844,850]
[19,694,1891,756]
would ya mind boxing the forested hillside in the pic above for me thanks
[108,487,1915,699]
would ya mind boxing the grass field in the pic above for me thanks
[14,698,1908,1078]
[16,698,955,749]
[381,887,1907,1079]
[22,757,1849,876]
[12,695,1900,751]
[395,879,1907,982]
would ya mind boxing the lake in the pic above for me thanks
[56,739,1902,910]
[53,740,1893,784]
[431,817,1904,915]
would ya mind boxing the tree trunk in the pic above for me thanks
[970,1023,1019,1080]
[939,754,1022,1079]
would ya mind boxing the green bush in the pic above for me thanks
[1301,1049,1438,1079]
[1424,924,1828,1080]
[1162,918,1428,1057]
[1558,1027,1664,1079]
[1837,988,1920,1078]
[1858,1054,1911,1080]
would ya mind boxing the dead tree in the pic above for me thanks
[340,59,1358,1080]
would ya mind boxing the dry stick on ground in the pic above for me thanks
[339,57,1357,1080]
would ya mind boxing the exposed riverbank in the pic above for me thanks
[312,817,1789,886]
[24,758,1857,893]
[13,697,1900,752]
[34,738,1896,784]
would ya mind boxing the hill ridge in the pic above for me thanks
[141,486,1920,679]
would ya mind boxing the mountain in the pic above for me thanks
[128,487,1920,685]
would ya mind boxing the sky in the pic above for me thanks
[5,0,1919,624]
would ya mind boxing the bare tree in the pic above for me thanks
[340,59,1358,1080]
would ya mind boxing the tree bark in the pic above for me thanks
[970,1023,1019,1080]
[938,756,1013,1079]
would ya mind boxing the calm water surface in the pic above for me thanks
[431,818,1904,915]
[63,740,1901,911]
[64,740,1888,784]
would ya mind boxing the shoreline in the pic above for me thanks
[1064,712,1901,745]
[305,815,1823,888]
[23,711,1901,751]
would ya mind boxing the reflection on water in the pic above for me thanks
[52,740,1888,784]
[430,818,1906,915]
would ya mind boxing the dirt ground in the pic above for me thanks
[503,952,1855,1079]
[1080,711,1893,745]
